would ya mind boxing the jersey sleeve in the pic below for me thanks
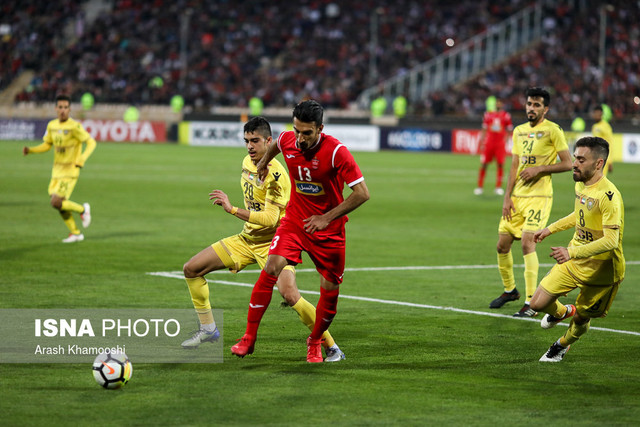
[32,122,54,152]
[43,122,53,144]
[482,113,490,130]
[75,123,97,167]
[568,227,619,259]
[550,124,568,152]
[334,145,363,187]
[548,213,576,234]
[276,131,289,152]
[511,127,522,156]
[264,162,289,208]
[600,189,622,229]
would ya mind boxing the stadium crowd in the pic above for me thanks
[2,0,639,119]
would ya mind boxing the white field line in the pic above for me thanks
[148,261,640,337]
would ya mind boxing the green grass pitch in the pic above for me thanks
[1,140,639,425]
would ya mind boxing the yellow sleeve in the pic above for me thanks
[248,201,282,227]
[76,137,97,167]
[28,142,52,154]
[551,124,568,152]
[568,227,619,259]
[547,213,575,233]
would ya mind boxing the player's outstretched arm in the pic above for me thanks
[23,142,51,155]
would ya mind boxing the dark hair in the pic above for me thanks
[292,100,323,126]
[525,87,550,106]
[576,136,609,164]
[593,105,603,112]
[55,94,71,103]
[244,116,272,138]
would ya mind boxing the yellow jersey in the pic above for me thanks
[566,177,624,285]
[239,155,290,243]
[592,120,614,176]
[511,119,568,197]
[41,117,96,179]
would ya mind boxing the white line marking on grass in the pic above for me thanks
[148,267,640,337]
[153,260,640,275]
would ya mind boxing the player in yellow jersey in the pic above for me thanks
[530,136,624,362]
[490,88,572,316]
[591,105,614,176]
[22,94,97,243]
[181,116,345,362]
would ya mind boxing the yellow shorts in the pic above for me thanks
[498,196,552,239]
[212,234,295,275]
[539,262,619,318]
[48,178,78,199]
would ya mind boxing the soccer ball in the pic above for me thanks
[92,351,132,389]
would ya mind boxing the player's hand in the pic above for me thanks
[22,147,29,156]
[256,159,269,182]
[502,197,516,221]
[550,246,570,264]
[209,190,232,212]
[303,215,330,234]
[519,166,539,182]
[534,228,551,243]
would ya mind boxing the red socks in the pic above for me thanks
[310,287,339,339]
[477,167,486,188]
[245,270,278,337]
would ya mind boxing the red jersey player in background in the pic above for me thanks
[231,100,370,362]
[474,98,513,196]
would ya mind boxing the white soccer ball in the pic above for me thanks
[92,351,132,389]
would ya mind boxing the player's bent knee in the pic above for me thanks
[183,262,197,278]
[50,198,63,210]
[496,244,510,254]
[573,312,591,325]
[281,292,299,306]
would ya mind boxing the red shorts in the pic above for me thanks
[480,141,505,164]
[269,218,346,284]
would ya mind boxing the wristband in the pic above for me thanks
[230,206,238,215]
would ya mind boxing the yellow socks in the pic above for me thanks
[61,199,84,213]
[497,251,516,292]
[292,297,335,348]
[60,211,80,234]
[543,300,567,318]
[561,318,590,346]
[185,276,216,329]
[523,252,539,303]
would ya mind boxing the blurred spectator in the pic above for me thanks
[3,0,639,120]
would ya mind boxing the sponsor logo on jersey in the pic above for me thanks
[294,180,325,195]
[273,172,281,181]
[606,191,614,201]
